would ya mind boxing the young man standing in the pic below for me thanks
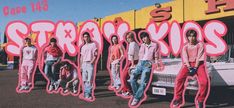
[18,38,38,92]
[80,32,98,100]
[109,35,124,91]
[129,32,162,106]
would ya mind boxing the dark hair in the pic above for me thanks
[83,32,90,37]
[186,30,197,38]
[125,32,135,41]
[111,35,118,45]
[50,38,57,43]
[140,32,150,40]
[62,61,72,70]
[24,38,31,41]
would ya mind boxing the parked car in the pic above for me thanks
[151,56,234,96]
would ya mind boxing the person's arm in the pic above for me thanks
[66,69,78,88]
[20,47,24,64]
[195,43,205,68]
[154,44,161,70]
[35,47,38,62]
[80,54,83,67]
[59,67,63,80]
[128,43,136,67]
[119,45,124,61]
[154,45,160,64]
[68,69,78,83]
[90,44,98,64]
[182,45,190,68]
[106,47,112,70]
[43,47,48,63]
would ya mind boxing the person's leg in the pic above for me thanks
[174,66,189,101]
[44,61,52,83]
[121,62,130,92]
[111,64,117,87]
[134,66,151,100]
[26,60,35,87]
[115,64,121,89]
[82,63,88,97]
[196,64,209,104]
[86,63,94,97]
[129,61,142,96]
[72,80,79,93]
[60,79,67,90]
[51,61,58,85]
[20,62,27,87]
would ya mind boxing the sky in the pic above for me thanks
[0,0,171,44]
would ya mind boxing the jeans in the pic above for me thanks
[44,60,57,85]
[82,62,94,96]
[129,60,152,100]
[111,62,121,88]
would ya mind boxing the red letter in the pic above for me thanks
[205,0,234,14]
[150,6,172,22]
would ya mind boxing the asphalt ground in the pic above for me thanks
[1,69,234,108]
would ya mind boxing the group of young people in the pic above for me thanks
[16,29,209,108]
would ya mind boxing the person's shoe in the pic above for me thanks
[19,86,26,91]
[64,89,69,93]
[48,85,53,91]
[172,99,182,108]
[115,86,120,90]
[73,90,78,94]
[24,86,30,90]
[130,98,139,106]
[54,83,59,91]
[87,96,93,100]
[198,102,204,108]
[122,91,130,97]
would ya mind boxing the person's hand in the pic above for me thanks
[130,64,136,69]
[189,67,197,76]
[154,63,163,71]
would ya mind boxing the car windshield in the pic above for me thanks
[207,45,234,63]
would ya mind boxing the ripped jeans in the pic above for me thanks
[129,60,152,100]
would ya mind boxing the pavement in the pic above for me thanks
[1,69,234,108]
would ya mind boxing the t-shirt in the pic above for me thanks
[22,46,37,60]
[80,42,98,62]
[128,41,139,61]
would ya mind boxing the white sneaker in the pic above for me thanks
[115,86,120,90]
[131,98,139,106]
[86,96,93,100]
[122,91,130,97]
[54,84,59,90]
[73,90,78,94]
[64,89,69,93]
[19,86,26,91]
[48,85,53,91]
[24,86,30,90]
